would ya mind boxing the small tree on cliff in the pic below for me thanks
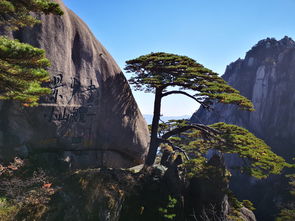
[125,52,254,165]
[0,0,63,106]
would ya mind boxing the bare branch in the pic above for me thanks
[157,138,190,160]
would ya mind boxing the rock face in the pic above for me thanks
[239,207,257,221]
[0,0,149,168]
[192,36,295,220]
[192,36,295,159]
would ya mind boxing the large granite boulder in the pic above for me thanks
[0,0,149,168]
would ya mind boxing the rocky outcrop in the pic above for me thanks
[0,161,255,221]
[192,36,295,160]
[0,0,149,168]
[239,207,256,221]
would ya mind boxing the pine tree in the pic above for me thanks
[125,52,254,165]
[0,0,63,106]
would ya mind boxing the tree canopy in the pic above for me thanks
[158,120,290,179]
[0,0,63,106]
[126,52,254,110]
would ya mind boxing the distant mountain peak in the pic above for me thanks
[246,36,295,57]
[255,36,294,48]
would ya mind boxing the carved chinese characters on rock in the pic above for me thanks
[50,73,64,103]
[42,70,99,147]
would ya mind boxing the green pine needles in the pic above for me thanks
[0,0,63,30]
[126,52,254,110]
[157,119,290,179]
[0,36,51,106]
[208,123,288,178]
[0,0,63,106]
[176,121,289,179]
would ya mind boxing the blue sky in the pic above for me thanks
[63,0,295,116]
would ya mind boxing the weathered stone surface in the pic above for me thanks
[0,0,149,168]
[239,207,257,221]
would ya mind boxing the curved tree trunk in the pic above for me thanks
[145,88,162,165]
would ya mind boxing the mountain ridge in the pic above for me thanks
[192,36,295,158]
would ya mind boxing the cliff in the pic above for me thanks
[0,0,149,168]
[192,36,295,220]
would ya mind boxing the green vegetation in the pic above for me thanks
[158,195,177,220]
[0,0,63,30]
[242,200,255,211]
[0,0,63,106]
[276,173,295,221]
[0,197,18,221]
[184,122,288,179]
[0,36,51,106]
[276,209,295,221]
[125,52,254,165]
[155,118,289,180]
